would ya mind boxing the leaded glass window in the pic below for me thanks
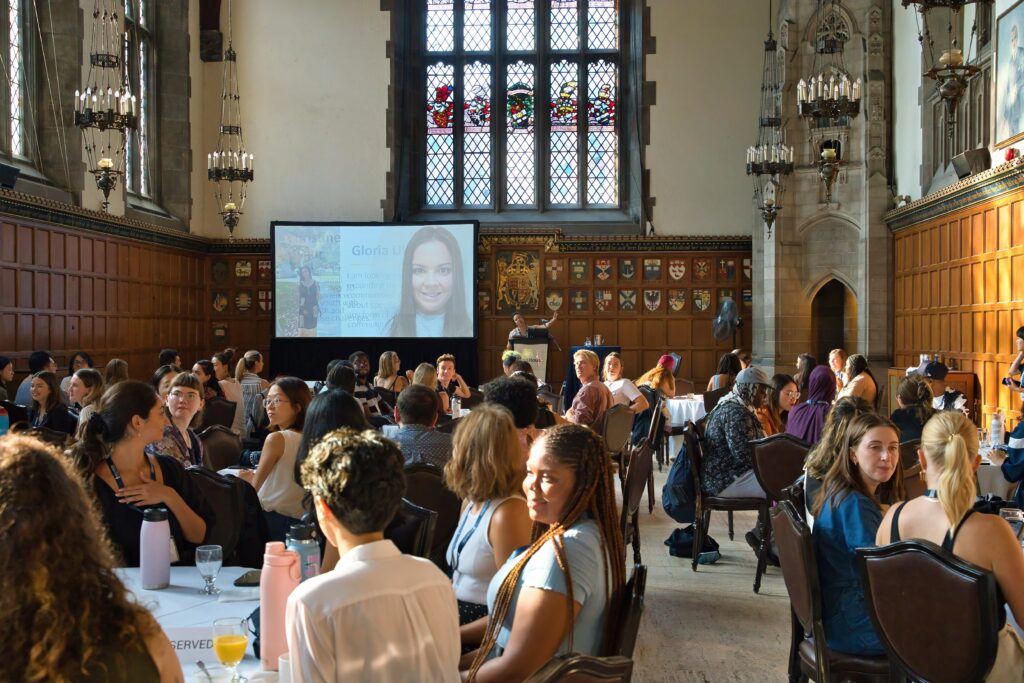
[124,0,153,197]
[8,0,24,157]
[417,0,622,214]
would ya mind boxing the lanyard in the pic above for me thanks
[449,500,492,573]
[106,454,156,490]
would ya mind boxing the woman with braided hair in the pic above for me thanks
[461,423,625,681]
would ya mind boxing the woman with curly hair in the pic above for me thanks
[462,423,625,681]
[0,435,182,682]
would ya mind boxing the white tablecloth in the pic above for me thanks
[118,566,276,682]
[665,397,706,459]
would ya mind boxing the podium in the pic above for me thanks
[510,336,552,384]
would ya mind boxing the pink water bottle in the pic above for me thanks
[260,541,301,671]
[140,507,170,589]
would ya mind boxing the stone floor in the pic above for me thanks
[629,467,791,682]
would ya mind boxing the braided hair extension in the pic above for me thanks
[466,424,625,681]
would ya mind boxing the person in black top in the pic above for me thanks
[436,353,471,402]
[68,381,212,567]
[26,371,76,435]
[889,374,935,443]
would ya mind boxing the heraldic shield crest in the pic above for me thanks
[644,290,662,311]
[668,289,687,312]
[668,259,686,281]
[693,288,711,311]
[545,290,563,311]
[496,251,540,313]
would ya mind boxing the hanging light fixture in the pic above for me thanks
[208,0,253,238]
[746,0,793,238]
[75,0,136,212]
[797,0,862,122]
[903,0,990,134]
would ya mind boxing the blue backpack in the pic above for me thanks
[662,440,697,523]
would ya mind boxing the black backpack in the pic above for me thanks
[661,439,697,524]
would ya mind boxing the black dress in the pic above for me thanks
[298,279,320,329]
[27,403,77,435]
[92,454,215,567]
[890,408,925,443]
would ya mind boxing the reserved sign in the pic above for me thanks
[165,626,216,665]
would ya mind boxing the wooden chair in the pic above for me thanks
[676,378,696,396]
[683,422,771,592]
[620,440,653,565]
[384,498,436,559]
[858,540,1000,683]
[702,385,731,414]
[375,387,398,411]
[898,439,920,469]
[902,462,927,500]
[185,467,245,562]
[199,425,243,471]
[1,400,28,425]
[771,501,893,683]
[602,403,636,487]
[403,463,462,570]
[200,397,237,431]
[538,389,564,415]
[524,654,634,683]
[608,564,647,659]
[645,398,665,511]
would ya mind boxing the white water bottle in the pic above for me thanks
[140,507,171,589]
[990,410,1004,448]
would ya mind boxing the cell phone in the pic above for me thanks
[1003,377,1014,387]
[233,569,262,587]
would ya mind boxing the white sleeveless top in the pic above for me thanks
[258,429,306,519]
[447,496,513,605]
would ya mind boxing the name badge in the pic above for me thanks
[165,626,216,665]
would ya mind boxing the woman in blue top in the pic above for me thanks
[462,424,625,682]
[812,412,902,656]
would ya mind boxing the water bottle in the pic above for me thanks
[286,524,321,582]
[140,507,170,590]
[260,542,301,671]
[0,405,8,437]
[990,410,1004,449]
[450,394,461,417]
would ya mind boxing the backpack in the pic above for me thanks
[661,439,697,524]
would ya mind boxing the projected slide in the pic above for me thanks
[272,222,476,338]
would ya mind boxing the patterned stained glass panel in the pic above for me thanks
[139,39,150,196]
[506,60,535,206]
[426,0,454,52]
[463,61,492,206]
[464,0,492,52]
[507,0,534,51]
[550,0,579,51]
[587,60,617,205]
[587,0,618,50]
[549,59,579,205]
[426,62,455,206]
[9,0,24,157]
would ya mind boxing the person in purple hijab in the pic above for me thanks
[786,365,836,444]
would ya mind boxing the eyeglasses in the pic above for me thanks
[168,390,201,402]
[783,390,801,398]
[263,398,290,407]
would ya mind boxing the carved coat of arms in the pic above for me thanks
[496,251,540,312]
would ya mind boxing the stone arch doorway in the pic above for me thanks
[811,279,858,363]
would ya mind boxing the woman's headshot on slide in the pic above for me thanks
[386,226,471,337]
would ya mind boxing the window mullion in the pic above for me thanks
[537,8,550,212]
[579,0,588,208]
[495,0,506,212]
[453,0,465,208]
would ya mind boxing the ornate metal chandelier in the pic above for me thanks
[207,0,253,238]
[797,0,861,123]
[746,2,792,239]
[75,0,136,212]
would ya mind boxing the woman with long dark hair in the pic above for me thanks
[837,353,879,407]
[213,348,245,435]
[0,435,183,682]
[387,226,471,337]
[0,355,13,402]
[462,424,625,681]
[59,350,94,398]
[192,359,225,400]
[706,352,741,392]
[27,371,76,435]
[794,353,817,401]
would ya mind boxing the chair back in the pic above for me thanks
[620,441,653,561]
[899,439,921,469]
[538,389,563,415]
[199,425,243,471]
[682,422,705,496]
[702,386,730,414]
[1,400,28,425]
[902,463,926,500]
[185,467,244,560]
[602,403,634,456]
[403,463,462,568]
[771,501,827,655]
[384,498,436,558]
[646,397,665,447]
[436,417,460,434]
[21,425,70,447]
[201,398,237,431]
[751,433,810,503]
[462,387,484,409]
[857,540,1000,683]
[782,478,807,522]
[524,654,634,683]
[676,378,696,395]
[608,563,647,659]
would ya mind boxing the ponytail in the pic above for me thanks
[68,381,161,480]
[234,350,261,381]
[921,412,978,529]
[69,411,112,480]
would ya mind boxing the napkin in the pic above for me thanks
[218,587,259,602]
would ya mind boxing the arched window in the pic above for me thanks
[394,0,646,227]
[6,0,28,160]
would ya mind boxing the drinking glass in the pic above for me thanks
[196,544,223,595]
[212,618,249,682]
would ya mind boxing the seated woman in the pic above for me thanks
[192,359,225,401]
[812,412,901,656]
[794,353,817,403]
[757,373,798,436]
[27,371,76,435]
[445,405,532,629]
[877,411,1024,678]
[631,356,677,444]
[104,358,129,387]
[213,348,245,435]
[889,374,935,443]
[601,352,649,413]
[69,381,211,567]
[236,350,271,439]
[802,397,873,519]
[146,373,206,468]
[149,364,180,401]
[837,354,878,407]
[461,424,625,681]
[700,368,771,500]
[412,362,450,415]
[706,352,741,392]
[374,350,409,393]
[59,350,94,399]
[239,377,312,541]
[0,435,182,681]
[68,368,104,436]
[786,365,838,445]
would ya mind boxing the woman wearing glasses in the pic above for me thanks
[238,377,312,541]
[145,373,206,468]
[757,373,800,435]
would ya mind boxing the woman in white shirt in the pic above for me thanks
[601,352,649,413]
[444,405,533,630]
[212,349,245,435]
[239,377,312,541]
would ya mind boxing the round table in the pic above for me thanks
[665,396,706,458]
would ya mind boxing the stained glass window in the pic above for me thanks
[8,0,24,157]
[416,0,623,215]
[125,0,153,196]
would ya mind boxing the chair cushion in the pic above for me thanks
[798,638,892,677]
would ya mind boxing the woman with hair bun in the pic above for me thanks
[461,423,625,681]
[68,380,212,566]
[878,412,1024,678]
[889,374,935,443]
[212,348,245,435]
